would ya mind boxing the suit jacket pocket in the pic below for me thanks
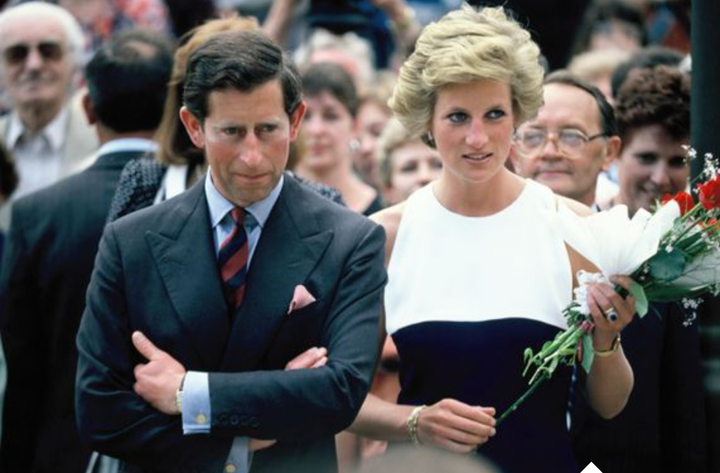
[264,300,325,368]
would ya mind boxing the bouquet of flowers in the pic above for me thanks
[498,149,720,424]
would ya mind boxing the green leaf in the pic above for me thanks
[582,334,594,374]
[648,248,687,281]
[628,281,649,317]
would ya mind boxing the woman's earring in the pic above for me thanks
[349,138,360,153]
[424,131,436,148]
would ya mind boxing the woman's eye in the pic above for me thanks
[486,109,506,120]
[447,112,468,124]
[636,153,659,166]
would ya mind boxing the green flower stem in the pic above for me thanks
[497,372,550,426]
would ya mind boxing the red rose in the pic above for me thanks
[698,178,720,210]
[661,191,694,216]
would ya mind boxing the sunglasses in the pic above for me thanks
[3,41,64,65]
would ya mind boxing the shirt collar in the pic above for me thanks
[7,106,69,152]
[96,138,158,156]
[205,169,284,230]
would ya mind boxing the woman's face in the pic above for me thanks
[302,91,356,172]
[354,100,391,183]
[431,80,515,185]
[618,124,689,217]
[387,140,442,204]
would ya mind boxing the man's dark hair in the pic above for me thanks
[84,29,174,133]
[615,65,690,143]
[544,70,618,137]
[183,30,302,122]
[610,46,684,99]
[302,62,359,117]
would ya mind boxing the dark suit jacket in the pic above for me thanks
[571,302,707,473]
[75,174,386,473]
[0,149,150,473]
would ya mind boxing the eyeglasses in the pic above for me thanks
[514,128,607,157]
[3,41,64,66]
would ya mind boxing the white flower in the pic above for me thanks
[557,200,681,278]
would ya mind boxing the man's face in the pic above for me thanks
[618,124,689,217]
[180,80,305,207]
[512,83,619,206]
[0,14,75,110]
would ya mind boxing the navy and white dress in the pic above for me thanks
[385,180,579,473]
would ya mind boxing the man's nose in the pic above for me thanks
[24,46,45,70]
[239,131,262,165]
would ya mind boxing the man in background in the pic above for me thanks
[0,28,173,473]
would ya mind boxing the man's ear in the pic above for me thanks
[288,101,307,141]
[602,135,622,171]
[179,106,206,149]
[82,92,97,125]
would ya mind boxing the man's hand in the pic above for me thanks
[132,331,186,415]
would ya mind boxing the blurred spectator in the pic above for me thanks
[294,28,377,87]
[610,45,684,99]
[0,2,98,224]
[0,28,173,473]
[8,0,172,56]
[605,66,690,216]
[573,65,706,473]
[296,62,382,215]
[0,141,17,258]
[354,71,395,187]
[378,117,441,205]
[568,48,630,104]
[511,71,621,208]
[572,0,647,56]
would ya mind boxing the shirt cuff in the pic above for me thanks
[181,371,211,434]
[224,437,252,473]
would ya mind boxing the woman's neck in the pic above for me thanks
[433,168,525,217]
[298,162,376,213]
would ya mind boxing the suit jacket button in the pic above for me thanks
[250,418,260,428]
[230,414,239,426]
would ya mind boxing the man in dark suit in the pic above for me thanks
[0,29,174,473]
[75,30,386,473]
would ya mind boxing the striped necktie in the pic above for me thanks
[219,207,249,313]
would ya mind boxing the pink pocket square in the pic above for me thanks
[287,285,317,315]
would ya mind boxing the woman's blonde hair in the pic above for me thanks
[389,4,544,144]
[154,15,260,165]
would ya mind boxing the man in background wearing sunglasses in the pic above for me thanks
[510,70,621,210]
[0,2,98,226]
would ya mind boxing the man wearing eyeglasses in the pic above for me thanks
[510,71,621,210]
[0,2,98,216]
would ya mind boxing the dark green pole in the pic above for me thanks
[692,0,720,471]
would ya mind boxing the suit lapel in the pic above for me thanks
[222,176,333,371]
[145,183,230,368]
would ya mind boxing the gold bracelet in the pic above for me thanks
[594,334,622,358]
[406,405,426,445]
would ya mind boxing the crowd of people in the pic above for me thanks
[0,1,707,473]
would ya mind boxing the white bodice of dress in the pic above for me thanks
[385,180,573,335]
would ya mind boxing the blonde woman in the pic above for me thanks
[350,5,638,472]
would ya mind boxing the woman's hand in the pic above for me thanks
[416,399,496,453]
[586,275,637,350]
